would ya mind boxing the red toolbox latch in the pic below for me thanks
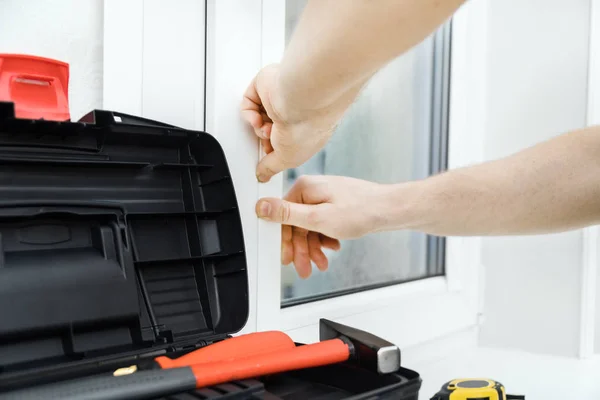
[0,53,70,121]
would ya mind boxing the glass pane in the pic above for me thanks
[281,1,447,304]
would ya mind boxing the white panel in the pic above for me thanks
[205,0,263,334]
[142,0,205,130]
[445,0,489,300]
[103,0,143,115]
[582,0,600,359]
[596,239,600,353]
[582,226,598,357]
[255,0,286,332]
[591,0,600,357]
[479,0,591,357]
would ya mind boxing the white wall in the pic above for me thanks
[0,0,104,120]
[478,0,590,357]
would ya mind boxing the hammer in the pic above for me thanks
[0,319,401,400]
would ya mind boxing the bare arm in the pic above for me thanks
[243,0,467,181]
[383,126,600,236]
[278,0,467,116]
[256,127,600,276]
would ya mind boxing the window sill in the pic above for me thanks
[277,275,478,347]
[417,346,600,398]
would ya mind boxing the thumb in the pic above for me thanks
[256,151,287,183]
[256,197,320,231]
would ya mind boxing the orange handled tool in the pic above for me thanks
[113,330,296,375]
[189,337,353,388]
[154,330,296,368]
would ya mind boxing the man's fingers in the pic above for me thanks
[241,78,270,140]
[281,225,293,265]
[308,231,328,271]
[292,228,311,279]
[256,151,287,183]
[256,198,322,232]
[240,108,262,128]
[282,240,294,266]
[261,121,272,139]
[319,234,341,251]
[241,107,269,140]
[242,74,260,104]
[261,138,274,155]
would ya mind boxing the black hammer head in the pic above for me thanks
[319,319,401,374]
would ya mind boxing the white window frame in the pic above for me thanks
[582,0,600,359]
[254,0,489,357]
[104,0,489,358]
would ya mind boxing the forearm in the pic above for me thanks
[276,0,466,119]
[382,126,600,236]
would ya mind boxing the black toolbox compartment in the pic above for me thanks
[0,101,421,399]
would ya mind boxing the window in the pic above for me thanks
[254,0,485,349]
[281,1,452,305]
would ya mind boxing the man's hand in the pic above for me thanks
[241,64,350,183]
[255,175,390,278]
[256,126,600,271]
[241,1,467,182]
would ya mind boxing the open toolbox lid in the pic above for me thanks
[0,101,248,384]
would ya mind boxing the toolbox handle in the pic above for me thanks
[9,72,65,115]
[12,73,56,86]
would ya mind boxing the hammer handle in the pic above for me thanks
[191,338,351,388]
[155,330,296,369]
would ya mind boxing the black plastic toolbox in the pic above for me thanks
[0,101,422,399]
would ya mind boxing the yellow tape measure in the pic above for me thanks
[431,378,525,400]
